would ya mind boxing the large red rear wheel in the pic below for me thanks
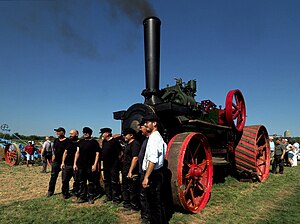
[235,125,270,182]
[167,132,213,213]
[225,89,246,132]
[4,143,21,166]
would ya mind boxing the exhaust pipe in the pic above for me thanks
[142,17,162,105]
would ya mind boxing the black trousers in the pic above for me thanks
[42,152,52,172]
[62,165,79,197]
[104,165,121,201]
[48,161,61,194]
[272,155,284,173]
[122,170,139,209]
[140,172,150,221]
[78,168,98,200]
[144,169,167,224]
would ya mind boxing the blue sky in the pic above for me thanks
[0,0,299,137]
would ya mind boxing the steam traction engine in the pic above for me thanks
[114,17,270,213]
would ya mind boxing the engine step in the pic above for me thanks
[212,157,229,166]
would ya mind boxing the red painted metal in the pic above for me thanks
[235,125,270,182]
[167,132,213,213]
[225,89,246,132]
[4,143,21,166]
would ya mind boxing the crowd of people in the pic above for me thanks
[42,114,170,224]
[270,136,299,174]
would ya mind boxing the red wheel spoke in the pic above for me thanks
[233,110,239,119]
[197,160,207,169]
[234,94,239,104]
[192,144,201,160]
[197,181,205,191]
[256,165,263,175]
[184,160,191,167]
[184,179,193,195]
[189,187,196,206]
[257,133,263,142]
[184,173,191,179]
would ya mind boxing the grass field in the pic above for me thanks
[0,160,300,224]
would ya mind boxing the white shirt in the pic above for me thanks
[142,130,167,171]
[286,144,295,155]
[293,142,299,154]
[269,141,275,152]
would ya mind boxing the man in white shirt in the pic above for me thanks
[269,137,275,165]
[142,114,167,224]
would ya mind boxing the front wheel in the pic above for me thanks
[166,132,213,213]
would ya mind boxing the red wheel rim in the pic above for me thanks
[225,89,246,132]
[4,143,21,166]
[167,132,213,213]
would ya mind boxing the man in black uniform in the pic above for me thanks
[74,127,100,204]
[101,127,122,203]
[60,129,80,199]
[121,128,140,212]
[138,121,151,224]
[47,127,70,197]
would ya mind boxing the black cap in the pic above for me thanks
[143,114,160,122]
[54,127,66,133]
[100,127,112,134]
[139,118,146,126]
[122,128,137,136]
[83,127,93,134]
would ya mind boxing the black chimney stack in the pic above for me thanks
[142,17,162,105]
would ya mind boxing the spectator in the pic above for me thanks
[121,128,140,213]
[286,143,296,167]
[41,136,53,173]
[293,141,299,166]
[282,138,289,165]
[47,127,71,197]
[272,138,286,174]
[74,127,100,204]
[24,141,34,167]
[269,137,275,165]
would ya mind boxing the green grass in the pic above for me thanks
[1,161,300,223]
[0,195,118,224]
[0,161,119,224]
[170,165,300,223]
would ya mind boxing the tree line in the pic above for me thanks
[0,132,55,142]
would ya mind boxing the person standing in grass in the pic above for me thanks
[47,127,70,197]
[138,120,151,224]
[101,127,123,203]
[141,114,167,224]
[60,129,80,199]
[269,137,275,165]
[73,127,100,204]
[121,128,140,213]
[41,136,53,173]
[24,141,34,167]
[272,138,286,174]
